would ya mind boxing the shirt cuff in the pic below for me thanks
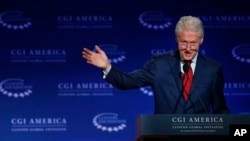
[102,65,111,79]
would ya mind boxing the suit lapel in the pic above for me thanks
[172,62,182,91]
[169,50,182,92]
[168,51,187,113]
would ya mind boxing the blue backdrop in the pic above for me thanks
[1,0,250,141]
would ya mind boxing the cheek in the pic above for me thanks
[179,49,185,56]
[192,48,199,52]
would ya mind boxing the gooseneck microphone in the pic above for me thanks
[171,63,190,114]
[183,62,209,114]
[183,63,189,73]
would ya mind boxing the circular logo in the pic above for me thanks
[140,86,154,96]
[0,10,32,30]
[139,11,172,30]
[232,44,250,63]
[93,113,126,132]
[0,78,32,98]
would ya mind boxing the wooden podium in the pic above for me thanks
[135,114,250,141]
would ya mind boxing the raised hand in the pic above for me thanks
[82,45,111,70]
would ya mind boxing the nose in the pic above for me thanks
[185,44,192,50]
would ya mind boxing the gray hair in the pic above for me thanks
[175,16,204,38]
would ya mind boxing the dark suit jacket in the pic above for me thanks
[105,50,230,114]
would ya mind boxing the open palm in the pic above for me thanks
[82,45,110,70]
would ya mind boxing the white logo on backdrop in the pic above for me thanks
[93,113,126,132]
[57,15,112,29]
[10,49,67,63]
[11,117,67,132]
[232,44,250,64]
[199,15,250,29]
[138,10,172,30]
[140,87,154,96]
[0,78,32,98]
[224,82,250,96]
[57,82,113,97]
[0,10,32,30]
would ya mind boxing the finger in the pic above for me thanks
[94,45,102,53]
[82,52,91,60]
[83,48,93,55]
[82,53,88,59]
[83,54,91,62]
[83,48,90,53]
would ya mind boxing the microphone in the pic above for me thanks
[182,62,209,114]
[171,64,190,114]
[187,83,209,114]
[183,63,189,73]
[171,72,185,114]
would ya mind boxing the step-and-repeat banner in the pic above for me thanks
[1,1,250,141]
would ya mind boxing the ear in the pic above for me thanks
[200,38,204,45]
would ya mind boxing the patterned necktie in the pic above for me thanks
[182,60,193,101]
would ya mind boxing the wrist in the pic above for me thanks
[103,64,111,72]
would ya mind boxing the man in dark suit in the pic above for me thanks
[82,15,230,114]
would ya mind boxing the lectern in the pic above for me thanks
[135,114,250,141]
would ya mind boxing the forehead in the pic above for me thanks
[177,30,201,40]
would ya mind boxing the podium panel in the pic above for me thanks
[135,114,250,141]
